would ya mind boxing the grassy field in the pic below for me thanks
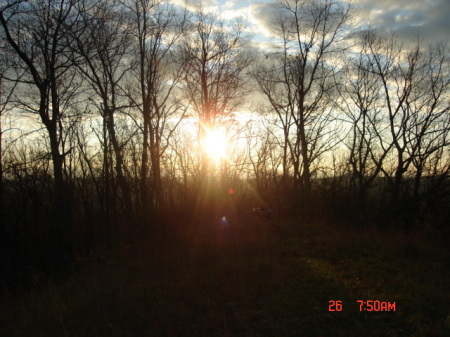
[1,216,449,337]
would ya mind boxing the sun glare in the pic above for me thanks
[204,127,228,163]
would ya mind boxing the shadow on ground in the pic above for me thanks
[0,215,449,336]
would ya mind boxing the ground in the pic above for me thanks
[1,216,449,336]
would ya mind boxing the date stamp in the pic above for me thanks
[329,300,396,312]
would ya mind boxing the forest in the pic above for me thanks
[0,0,449,336]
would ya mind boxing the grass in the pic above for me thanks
[1,215,449,336]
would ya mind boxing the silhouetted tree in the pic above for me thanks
[179,6,252,178]
[358,29,450,221]
[335,38,389,217]
[125,0,186,224]
[69,0,135,231]
[254,0,352,215]
[0,0,84,270]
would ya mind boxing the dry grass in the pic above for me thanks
[1,216,449,336]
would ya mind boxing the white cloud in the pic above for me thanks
[247,2,278,38]
[168,0,219,13]
[222,0,235,9]
[221,5,248,20]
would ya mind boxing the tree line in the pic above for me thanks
[0,0,448,294]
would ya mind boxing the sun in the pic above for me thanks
[204,127,228,164]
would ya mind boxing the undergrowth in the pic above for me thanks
[1,217,449,337]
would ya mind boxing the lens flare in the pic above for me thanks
[220,216,229,229]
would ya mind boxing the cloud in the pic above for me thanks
[238,0,449,53]
[221,4,248,21]
[168,0,219,13]
[246,2,278,38]
[170,0,449,53]
[222,0,236,9]
[352,0,450,44]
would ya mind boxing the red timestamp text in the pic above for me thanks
[328,300,396,312]
[357,300,396,311]
[328,300,343,311]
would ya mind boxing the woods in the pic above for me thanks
[0,0,449,297]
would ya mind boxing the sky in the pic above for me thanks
[170,0,450,46]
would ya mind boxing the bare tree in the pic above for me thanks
[0,0,85,268]
[253,0,352,213]
[0,60,19,211]
[124,0,186,222]
[69,0,135,224]
[335,40,390,215]
[406,43,450,203]
[358,29,450,216]
[179,7,252,177]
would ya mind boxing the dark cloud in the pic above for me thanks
[245,0,449,46]
[353,0,450,44]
